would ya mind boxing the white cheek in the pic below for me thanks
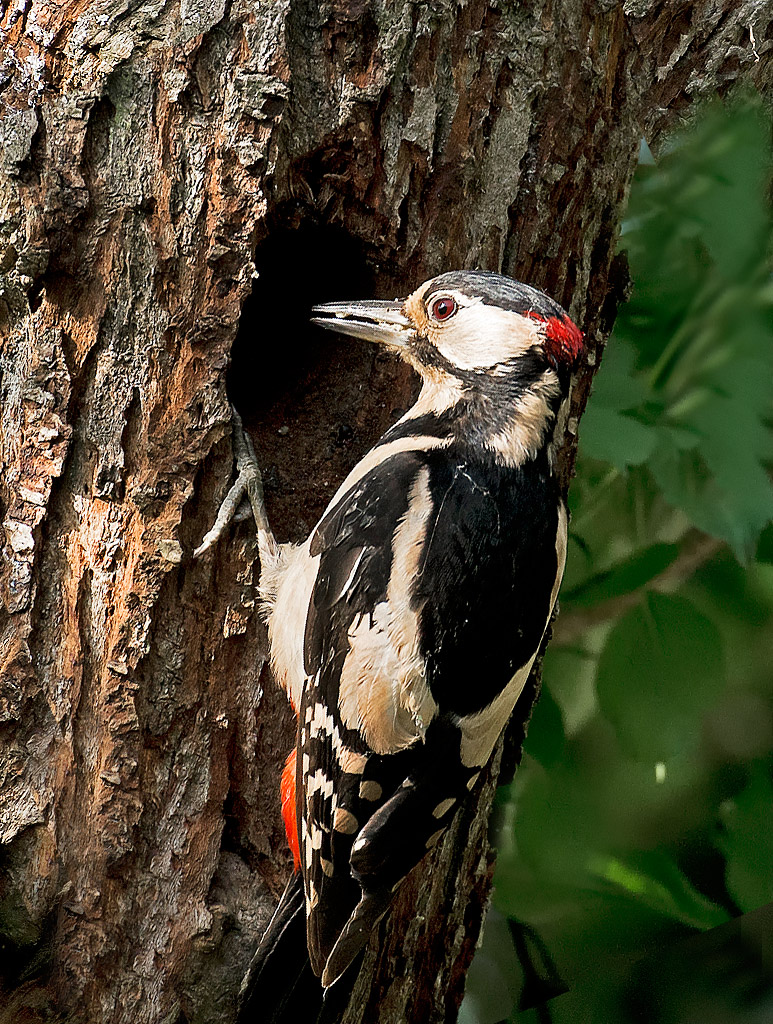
[432,305,542,370]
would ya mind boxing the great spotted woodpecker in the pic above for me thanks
[201,271,583,1017]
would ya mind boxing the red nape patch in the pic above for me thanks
[545,314,584,365]
[525,311,584,368]
[281,748,300,871]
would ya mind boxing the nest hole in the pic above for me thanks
[228,223,417,542]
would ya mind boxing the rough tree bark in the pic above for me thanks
[0,1,770,1022]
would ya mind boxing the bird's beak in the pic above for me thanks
[311,300,411,348]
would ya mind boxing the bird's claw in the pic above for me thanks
[194,406,277,562]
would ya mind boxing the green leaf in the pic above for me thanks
[755,522,773,564]
[458,909,521,1024]
[653,305,773,560]
[649,439,773,563]
[495,763,600,907]
[586,849,727,930]
[563,543,679,609]
[594,96,773,559]
[717,770,773,913]
[580,407,658,469]
[588,336,648,411]
[523,684,566,768]
[540,646,599,735]
[688,105,771,277]
[595,592,725,761]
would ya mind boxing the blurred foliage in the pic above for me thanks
[462,94,773,1024]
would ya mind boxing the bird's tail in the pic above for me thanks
[237,871,362,1024]
[237,872,322,1024]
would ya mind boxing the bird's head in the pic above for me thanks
[312,271,583,465]
[311,270,583,389]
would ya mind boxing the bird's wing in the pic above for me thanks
[299,448,431,978]
[298,447,565,985]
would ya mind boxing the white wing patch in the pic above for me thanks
[264,437,451,715]
[337,465,438,755]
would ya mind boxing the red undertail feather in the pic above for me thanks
[281,748,300,871]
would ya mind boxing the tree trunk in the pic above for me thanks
[0,1,770,1022]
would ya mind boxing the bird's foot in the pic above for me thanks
[194,406,278,565]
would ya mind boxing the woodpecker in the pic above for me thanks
[207,270,583,1018]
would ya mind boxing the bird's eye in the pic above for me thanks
[429,295,457,323]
